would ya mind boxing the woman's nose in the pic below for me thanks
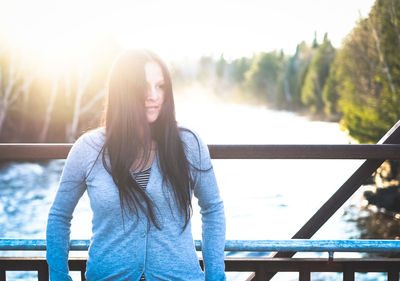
[147,86,158,100]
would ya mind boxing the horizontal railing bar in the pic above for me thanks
[222,240,400,252]
[2,257,400,272]
[222,258,400,272]
[1,239,400,252]
[1,144,400,160]
[0,144,71,160]
[208,144,400,159]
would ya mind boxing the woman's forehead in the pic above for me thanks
[145,61,164,82]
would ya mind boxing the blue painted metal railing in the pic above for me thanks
[1,239,400,253]
[2,239,400,281]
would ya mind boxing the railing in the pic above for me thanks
[1,120,400,281]
[1,239,400,281]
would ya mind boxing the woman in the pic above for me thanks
[46,49,226,281]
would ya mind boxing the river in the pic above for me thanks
[0,102,387,280]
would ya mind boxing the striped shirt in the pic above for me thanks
[131,166,152,190]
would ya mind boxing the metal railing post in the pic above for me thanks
[37,261,49,281]
[388,270,399,281]
[343,266,355,281]
[0,268,5,281]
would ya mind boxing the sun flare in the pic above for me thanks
[0,0,115,75]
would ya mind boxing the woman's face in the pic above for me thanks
[144,61,165,123]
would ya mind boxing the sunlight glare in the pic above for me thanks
[1,0,112,75]
[0,0,376,67]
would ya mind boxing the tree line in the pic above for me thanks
[179,0,399,144]
[0,0,398,144]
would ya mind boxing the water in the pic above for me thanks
[0,103,387,280]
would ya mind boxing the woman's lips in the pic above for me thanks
[146,105,159,111]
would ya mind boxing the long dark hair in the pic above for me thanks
[102,49,193,230]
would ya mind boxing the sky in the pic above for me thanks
[0,0,376,62]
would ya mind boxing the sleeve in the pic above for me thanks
[46,135,90,281]
[190,133,226,281]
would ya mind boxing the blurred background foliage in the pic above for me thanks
[0,0,399,144]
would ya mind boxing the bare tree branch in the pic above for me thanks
[80,88,105,115]
[4,55,18,100]
[66,63,94,142]
[39,77,59,142]
[370,16,397,95]
[64,70,71,99]
[0,51,26,135]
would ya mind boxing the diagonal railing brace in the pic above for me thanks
[261,120,400,281]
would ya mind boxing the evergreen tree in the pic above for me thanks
[312,31,319,49]
[244,51,284,105]
[336,0,400,143]
[322,53,342,117]
[197,56,215,84]
[281,42,316,109]
[275,50,289,107]
[230,57,251,83]
[300,34,336,113]
[216,54,226,80]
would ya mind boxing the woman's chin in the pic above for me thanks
[147,114,158,123]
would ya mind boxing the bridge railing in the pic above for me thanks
[1,120,400,281]
[1,239,400,281]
